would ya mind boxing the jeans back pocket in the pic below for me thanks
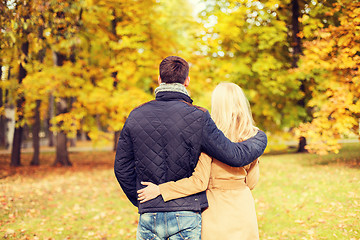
[175,211,201,240]
[137,213,157,240]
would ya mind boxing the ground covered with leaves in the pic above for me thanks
[1,144,359,239]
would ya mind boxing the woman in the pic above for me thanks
[137,82,261,240]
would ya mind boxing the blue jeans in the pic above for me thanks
[136,211,201,240]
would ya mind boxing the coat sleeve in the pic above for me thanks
[114,120,138,207]
[245,159,260,190]
[159,153,212,202]
[201,111,267,167]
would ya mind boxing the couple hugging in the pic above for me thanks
[114,56,267,240]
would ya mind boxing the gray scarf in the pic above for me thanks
[154,83,190,96]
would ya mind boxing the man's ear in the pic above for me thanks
[158,76,162,85]
[184,76,190,87]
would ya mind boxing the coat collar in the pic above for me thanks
[155,91,193,104]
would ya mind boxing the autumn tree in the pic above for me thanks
[19,0,201,166]
[0,0,35,166]
[296,0,360,154]
[197,0,304,137]
[193,0,352,154]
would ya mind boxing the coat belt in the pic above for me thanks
[208,178,247,190]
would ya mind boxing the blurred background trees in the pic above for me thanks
[0,0,359,166]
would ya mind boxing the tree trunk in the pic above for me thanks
[69,97,76,147]
[79,130,87,141]
[52,52,72,166]
[4,67,12,149]
[47,94,55,146]
[111,10,121,152]
[0,65,5,148]
[53,97,72,166]
[10,41,29,167]
[30,100,41,165]
[297,136,308,153]
[54,129,72,166]
[113,130,120,151]
[112,72,120,151]
[69,137,76,147]
[291,0,302,68]
[291,0,308,151]
[30,20,46,165]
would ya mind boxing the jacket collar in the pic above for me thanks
[154,83,193,104]
[154,83,190,96]
[155,91,193,104]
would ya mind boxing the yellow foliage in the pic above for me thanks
[296,0,360,154]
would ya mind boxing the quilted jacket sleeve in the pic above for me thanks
[114,120,138,207]
[201,111,267,167]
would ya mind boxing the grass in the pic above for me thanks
[254,143,359,240]
[0,144,359,239]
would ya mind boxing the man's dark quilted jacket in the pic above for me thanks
[114,91,267,214]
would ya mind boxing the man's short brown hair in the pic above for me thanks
[159,56,189,84]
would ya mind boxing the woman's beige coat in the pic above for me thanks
[159,153,260,240]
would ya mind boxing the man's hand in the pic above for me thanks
[137,182,160,203]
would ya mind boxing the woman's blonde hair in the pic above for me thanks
[211,82,258,142]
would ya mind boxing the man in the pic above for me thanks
[114,56,267,240]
